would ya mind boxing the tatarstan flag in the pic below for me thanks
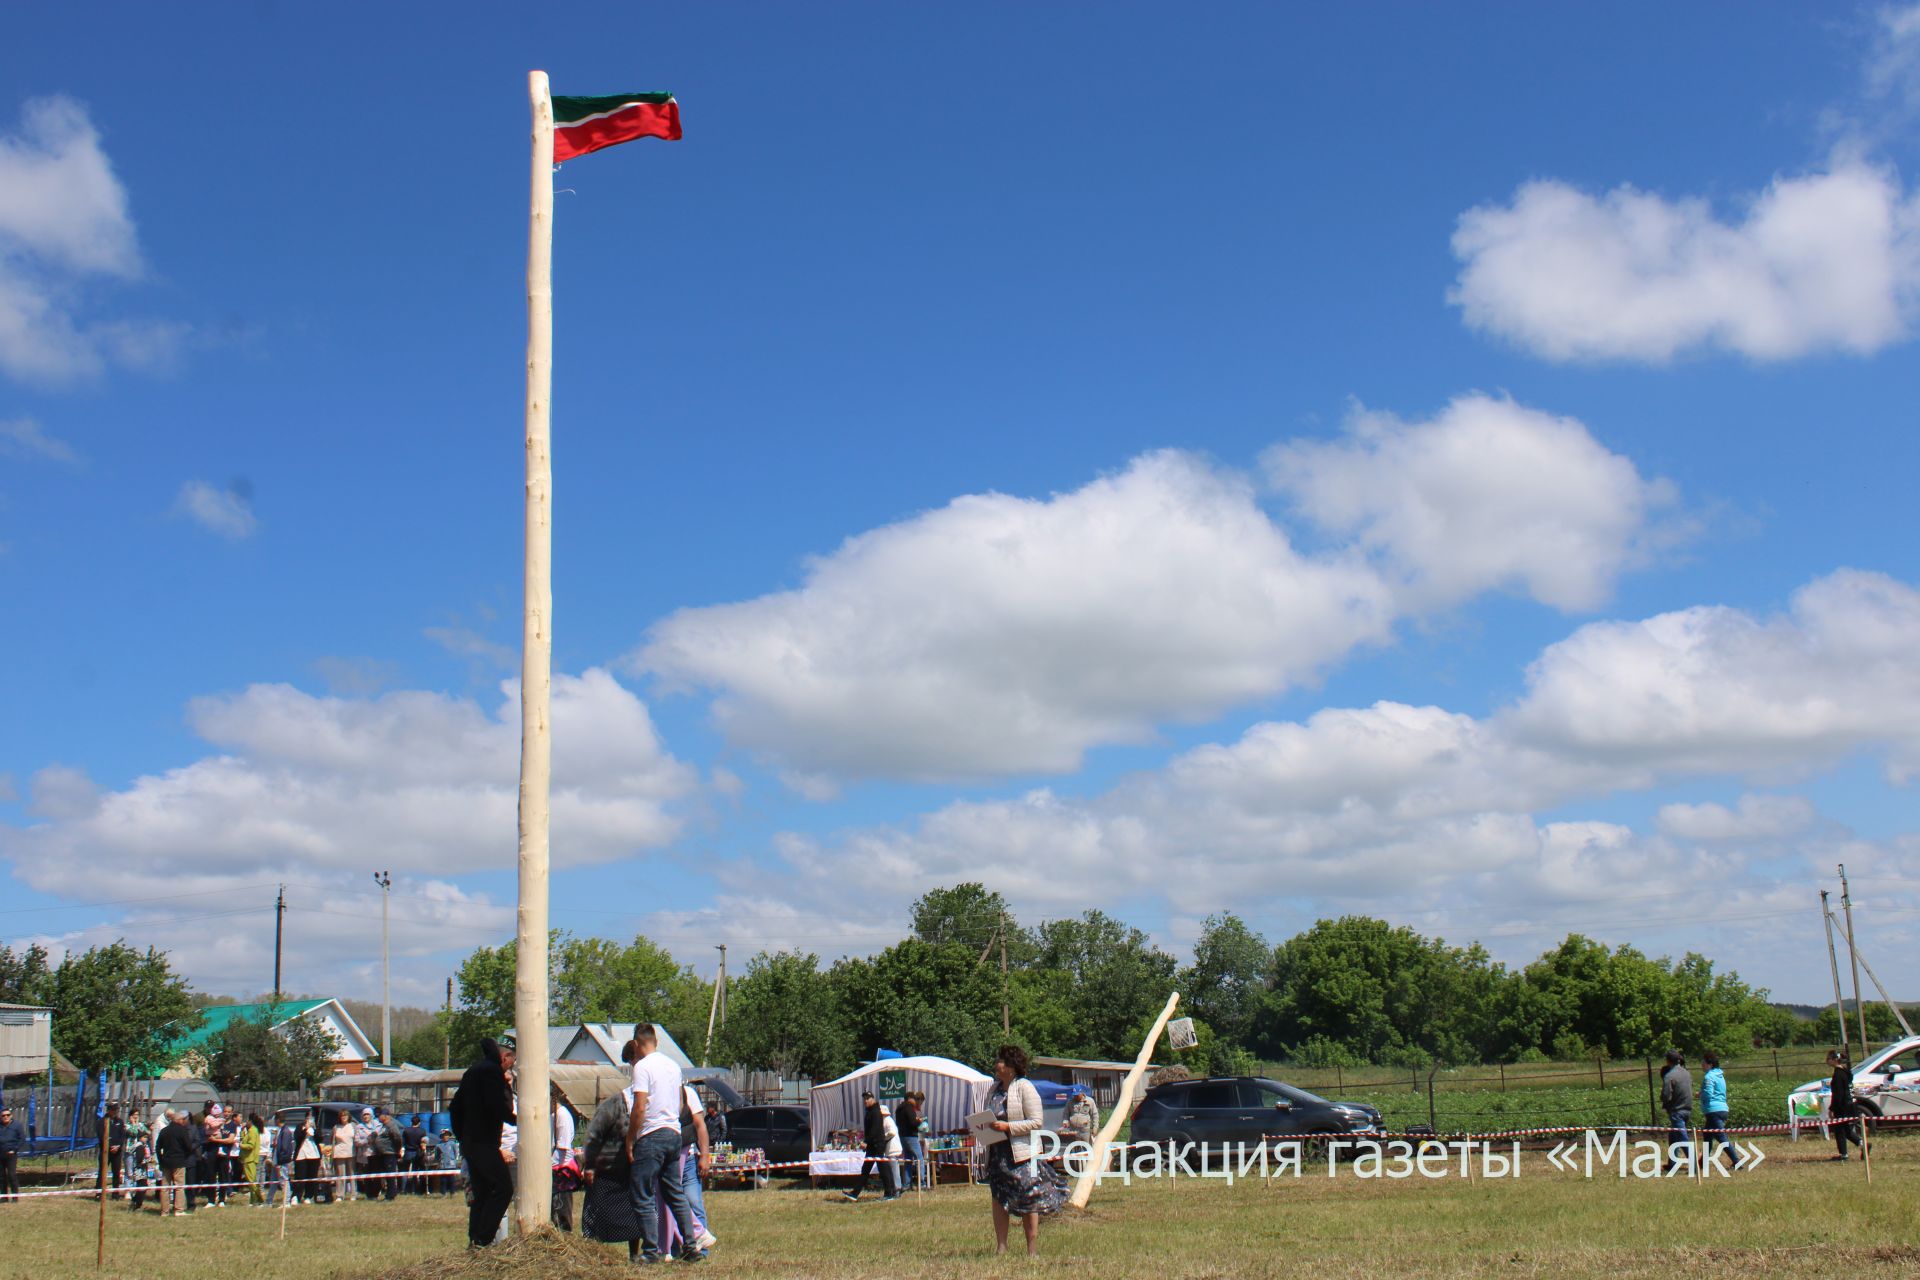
[552,93,682,162]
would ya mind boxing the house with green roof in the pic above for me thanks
[163,998,379,1077]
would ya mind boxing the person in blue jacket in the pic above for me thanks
[1699,1052,1732,1157]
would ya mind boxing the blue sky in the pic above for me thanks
[4,2,1919,1009]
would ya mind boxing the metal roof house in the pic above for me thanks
[164,999,379,1076]
[503,1022,693,1070]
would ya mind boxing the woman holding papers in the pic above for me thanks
[983,1045,1067,1257]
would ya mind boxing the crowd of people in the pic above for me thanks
[451,1028,721,1264]
[107,1101,459,1215]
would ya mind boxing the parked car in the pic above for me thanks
[1787,1034,1920,1131]
[720,1104,812,1182]
[1129,1076,1382,1157]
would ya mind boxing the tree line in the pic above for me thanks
[440,884,1847,1079]
[3,886,1864,1092]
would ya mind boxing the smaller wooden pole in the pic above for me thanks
[1069,992,1179,1210]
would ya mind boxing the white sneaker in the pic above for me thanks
[694,1230,718,1250]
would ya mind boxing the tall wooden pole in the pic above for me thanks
[513,67,556,1233]
[1839,865,1868,1053]
[1822,891,1849,1058]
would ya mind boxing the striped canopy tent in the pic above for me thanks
[809,1056,993,1148]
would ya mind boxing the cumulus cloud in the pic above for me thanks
[1655,794,1816,842]
[639,402,1667,783]
[174,479,257,539]
[1509,569,1920,780]
[1266,395,1676,611]
[1449,161,1920,363]
[0,668,695,904]
[0,417,81,465]
[639,450,1396,780]
[21,876,513,1004]
[739,569,1920,970]
[0,97,181,385]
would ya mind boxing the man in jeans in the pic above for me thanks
[1660,1049,1693,1174]
[624,1025,701,1263]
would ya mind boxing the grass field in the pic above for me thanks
[4,1135,1917,1280]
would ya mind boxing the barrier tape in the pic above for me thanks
[14,1116,1910,1201]
[2,1165,465,1203]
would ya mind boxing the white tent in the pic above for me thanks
[809,1056,993,1148]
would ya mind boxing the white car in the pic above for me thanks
[1787,1035,1920,1136]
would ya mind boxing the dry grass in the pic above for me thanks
[2,1137,1916,1279]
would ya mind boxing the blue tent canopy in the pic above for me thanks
[1029,1079,1090,1106]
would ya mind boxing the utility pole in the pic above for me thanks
[1839,864,1869,1052]
[1822,891,1849,1057]
[444,976,453,1070]
[1000,910,1011,1036]
[373,870,392,1065]
[273,884,286,996]
[704,944,727,1066]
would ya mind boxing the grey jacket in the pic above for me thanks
[1660,1065,1693,1114]
[581,1091,632,1173]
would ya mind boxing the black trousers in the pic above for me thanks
[853,1147,896,1198]
[368,1151,398,1198]
[1,1151,18,1200]
[464,1142,513,1247]
[1833,1113,1860,1156]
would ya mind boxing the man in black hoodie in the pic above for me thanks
[841,1092,897,1202]
[450,1037,516,1247]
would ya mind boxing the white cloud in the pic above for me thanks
[1266,395,1675,611]
[174,480,257,539]
[1449,161,1920,363]
[734,569,1920,976]
[1864,4,1920,124]
[0,417,81,465]
[1509,569,1920,780]
[639,450,1396,780]
[640,402,1666,784]
[0,97,181,386]
[21,876,513,1005]
[1655,794,1816,842]
[1,669,695,903]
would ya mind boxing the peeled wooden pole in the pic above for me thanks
[512,67,556,1233]
[1069,991,1179,1210]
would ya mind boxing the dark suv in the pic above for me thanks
[720,1104,812,1180]
[1130,1076,1382,1155]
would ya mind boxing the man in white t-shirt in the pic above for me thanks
[622,1024,700,1262]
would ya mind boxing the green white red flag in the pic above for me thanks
[552,93,681,162]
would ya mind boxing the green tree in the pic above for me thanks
[197,1006,341,1091]
[1256,916,1505,1064]
[831,938,1005,1067]
[0,943,51,1005]
[909,883,1036,964]
[1032,911,1176,1060]
[391,1018,453,1069]
[447,938,519,1064]
[45,942,199,1073]
[1176,915,1268,1050]
[711,951,850,1079]
[552,932,710,1051]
